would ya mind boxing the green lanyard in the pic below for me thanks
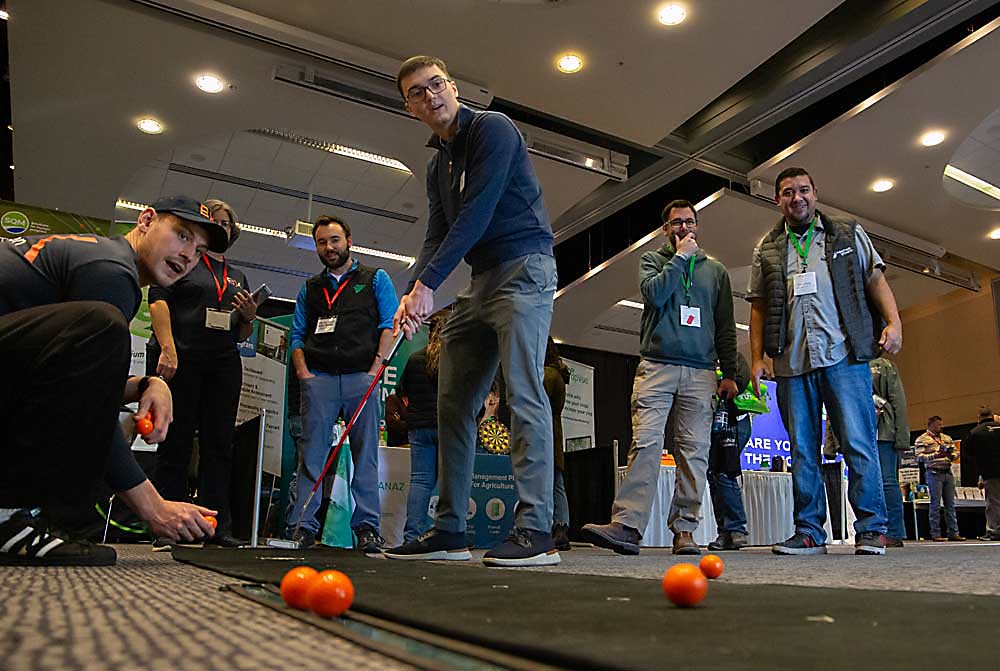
[786,215,817,272]
[681,255,696,300]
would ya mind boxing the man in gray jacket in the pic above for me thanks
[583,199,739,555]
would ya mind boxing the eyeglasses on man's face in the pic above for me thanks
[667,218,697,229]
[404,76,452,104]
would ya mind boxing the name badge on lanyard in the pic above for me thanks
[205,308,231,330]
[793,272,818,296]
[679,255,700,327]
[315,316,338,334]
[680,305,701,328]
[317,273,352,335]
[202,255,232,330]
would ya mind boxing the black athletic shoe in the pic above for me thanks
[203,534,245,549]
[581,521,641,555]
[0,509,117,566]
[285,527,316,550]
[708,531,750,551]
[772,532,827,555]
[552,524,572,551]
[482,527,560,567]
[384,529,471,561]
[855,530,887,555]
[885,536,905,548]
[354,525,385,557]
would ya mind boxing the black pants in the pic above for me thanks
[0,302,130,509]
[148,346,242,532]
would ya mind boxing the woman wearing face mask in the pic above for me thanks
[146,199,256,549]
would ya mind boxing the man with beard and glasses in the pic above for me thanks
[582,199,739,556]
[284,215,399,555]
[0,196,228,566]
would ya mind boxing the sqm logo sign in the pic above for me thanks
[1,211,30,235]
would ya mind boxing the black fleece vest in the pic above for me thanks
[757,212,881,362]
[302,264,379,375]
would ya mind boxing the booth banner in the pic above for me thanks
[562,358,596,453]
[236,319,287,476]
[743,380,793,470]
[0,199,109,240]
[467,453,518,548]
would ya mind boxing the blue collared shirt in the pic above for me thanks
[289,257,399,352]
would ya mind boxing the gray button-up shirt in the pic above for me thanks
[748,216,883,377]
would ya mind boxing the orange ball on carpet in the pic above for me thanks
[280,566,319,610]
[307,569,355,618]
[662,563,708,607]
[699,554,724,579]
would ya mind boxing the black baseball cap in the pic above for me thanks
[150,195,229,253]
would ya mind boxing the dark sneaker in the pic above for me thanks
[855,530,887,555]
[552,524,571,551]
[885,536,904,548]
[948,535,966,542]
[581,522,641,555]
[384,529,471,561]
[708,531,749,551]
[482,527,560,567]
[151,537,172,552]
[773,532,827,555]
[672,530,702,555]
[288,527,316,550]
[354,525,385,557]
[0,509,116,566]
[203,534,245,549]
[152,536,204,552]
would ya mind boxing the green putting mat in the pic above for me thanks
[174,547,1000,671]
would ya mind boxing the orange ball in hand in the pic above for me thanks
[699,554,724,579]
[135,417,154,436]
[662,563,708,607]
[307,569,354,618]
[203,516,217,530]
[280,566,319,610]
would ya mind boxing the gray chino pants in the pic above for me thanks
[613,360,716,535]
[434,254,557,534]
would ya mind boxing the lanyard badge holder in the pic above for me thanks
[679,255,701,327]
[203,256,232,330]
[789,217,818,297]
[316,273,354,335]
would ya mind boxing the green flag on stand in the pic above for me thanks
[320,437,354,548]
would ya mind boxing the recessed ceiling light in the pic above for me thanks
[989,228,1000,240]
[195,74,225,94]
[871,179,894,193]
[137,118,164,134]
[919,130,946,147]
[617,300,644,310]
[556,53,583,74]
[658,3,687,25]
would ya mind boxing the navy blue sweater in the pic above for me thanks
[408,106,553,291]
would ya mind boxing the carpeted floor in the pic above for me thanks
[3,541,998,671]
[173,542,1000,671]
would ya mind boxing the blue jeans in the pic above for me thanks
[777,357,887,544]
[877,440,906,539]
[286,371,380,535]
[403,427,438,542]
[926,469,958,538]
[435,254,556,534]
[553,469,570,526]
[708,471,747,535]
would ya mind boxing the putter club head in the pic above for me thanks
[266,538,300,550]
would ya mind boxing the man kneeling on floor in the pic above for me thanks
[582,199,739,556]
[0,197,228,566]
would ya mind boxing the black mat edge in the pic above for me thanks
[223,582,566,671]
